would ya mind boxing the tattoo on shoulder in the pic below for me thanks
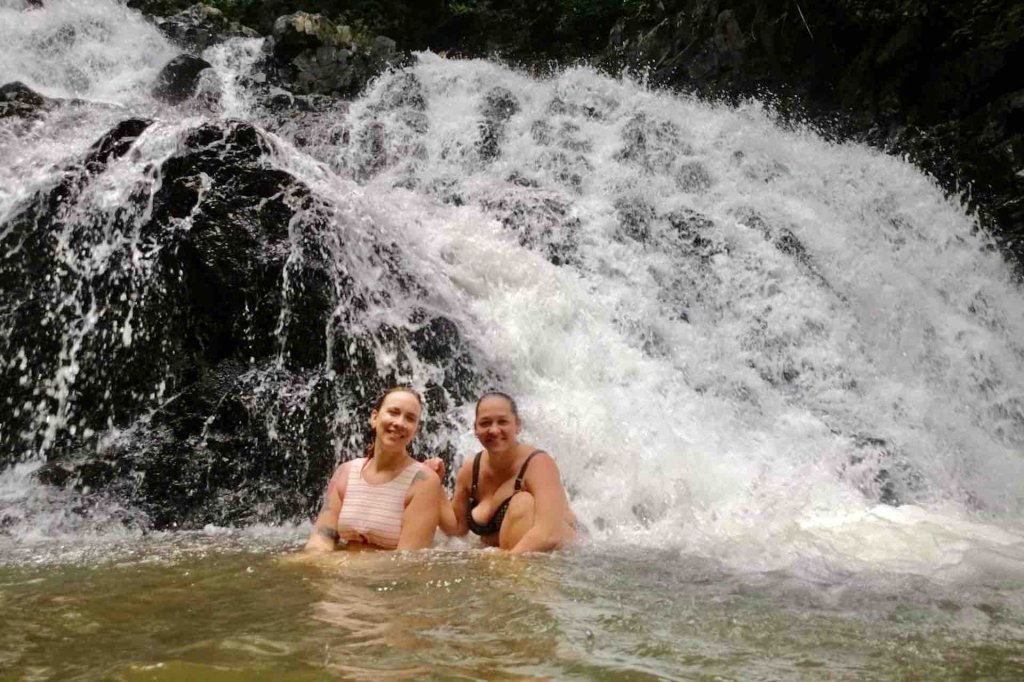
[412,470,429,484]
[316,525,339,541]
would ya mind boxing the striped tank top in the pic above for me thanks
[337,457,421,549]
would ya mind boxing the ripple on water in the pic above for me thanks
[1,542,1024,679]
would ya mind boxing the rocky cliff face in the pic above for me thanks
[5,0,1020,529]
[0,104,484,528]
[599,1,1024,269]
[124,0,1022,272]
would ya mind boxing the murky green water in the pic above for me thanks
[2,534,1024,680]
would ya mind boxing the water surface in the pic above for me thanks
[3,533,1024,680]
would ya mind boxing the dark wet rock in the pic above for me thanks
[481,188,581,267]
[370,71,426,113]
[124,1,1023,266]
[676,161,713,193]
[370,35,398,62]
[0,118,154,465]
[127,368,343,527]
[154,3,258,52]
[547,89,619,121]
[666,208,717,255]
[735,209,831,290]
[263,12,398,97]
[152,54,214,105]
[477,87,520,162]
[598,1,1024,271]
[425,176,466,206]
[615,113,691,174]
[530,118,592,154]
[85,118,153,168]
[1,118,486,526]
[36,457,119,493]
[615,196,656,243]
[0,81,54,119]
[537,149,592,194]
[270,11,352,60]
[347,73,430,180]
[530,119,553,146]
[507,171,539,188]
[354,121,387,178]
[843,435,926,507]
[555,122,592,153]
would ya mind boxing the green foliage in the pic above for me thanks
[448,0,482,15]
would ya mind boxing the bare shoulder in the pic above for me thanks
[412,463,441,485]
[406,466,444,509]
[327,459,359,499]
[410,464,444,496]
[525,451,562,481]
[331,459,356,479]
[531,450,560,467]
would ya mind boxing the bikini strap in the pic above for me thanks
[514,450,545,492]
[469,450,484,504]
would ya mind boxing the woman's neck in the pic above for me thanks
[486,442,528,478]
[370,443,410,471]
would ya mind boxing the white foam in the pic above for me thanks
[3,10,1024,580]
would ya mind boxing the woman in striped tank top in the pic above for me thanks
[303,387,444,552]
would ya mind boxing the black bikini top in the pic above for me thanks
[466,449,544,537]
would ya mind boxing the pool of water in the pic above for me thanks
[3,532,1024,680]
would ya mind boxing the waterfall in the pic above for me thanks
[2,0,1023,579]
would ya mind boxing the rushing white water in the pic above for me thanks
[2,0,1024,582]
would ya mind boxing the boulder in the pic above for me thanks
[152,54,215,105]
[154,3,258,52]
[0,81,53,119]
[264,12,399,96]
[1,118,486,527]
[477,87,520,162]
[480,188,581,267]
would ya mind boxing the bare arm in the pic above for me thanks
[303,462,348,552]
[438,458,472,537]
[510,454,572,555]
[397,468,443,550]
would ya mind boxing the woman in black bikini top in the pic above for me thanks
[465,448,544,536]
[437,392,578,553]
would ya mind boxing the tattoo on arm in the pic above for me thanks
[412,470,428,484]
[316,525,339,541]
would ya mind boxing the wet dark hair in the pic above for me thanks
[475,391,519,420]
[365,386,423,457]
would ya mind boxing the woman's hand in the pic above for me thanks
[423,457,446,481]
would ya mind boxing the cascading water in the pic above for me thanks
[333,55,1024,579]
[2,0,1024,586]
[4,3,1024,679]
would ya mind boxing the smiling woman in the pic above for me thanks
[437,391,579,553]
[303,387,444,551]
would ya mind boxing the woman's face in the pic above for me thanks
[371,391,421,449]
[474,396,520,454]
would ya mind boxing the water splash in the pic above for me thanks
[0,0,177,104]
[316,53,1024,575]
[2,2,1024,578]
